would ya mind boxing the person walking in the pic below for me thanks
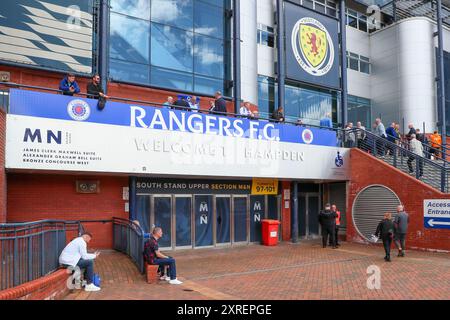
[375,212,395,262]
[394,205,410,257]
[319,203,337,249]
[407,134,424,177]
[331,204,341,247]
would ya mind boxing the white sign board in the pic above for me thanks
[423,199,450,229]
[6,114,350,180]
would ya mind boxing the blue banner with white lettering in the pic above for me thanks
[9,89,338,147]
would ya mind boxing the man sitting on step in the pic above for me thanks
[143,227,183,285]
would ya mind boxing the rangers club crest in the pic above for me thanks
[291,17,334,76]
[67,99,91,121]
[302,129,314,144]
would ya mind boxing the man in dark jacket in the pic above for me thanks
[173,97,191,111]
[375,212,395,262]
[318,203,337,249]
[213,91,227,115]
[394,205,410,257]
[59,73,80,96]
[87,74,108,109]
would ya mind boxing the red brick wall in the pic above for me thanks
[0,269,69,300]
[348,149,450,251]
[0,109,5,223]
[7,173,128,248]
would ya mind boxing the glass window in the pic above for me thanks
[151,66,193,91]
[358,14,367,32]
[109,13,150,64]
[257,24,275,48]
[349,57,359,71]
[194,74,224,95]
[151,0,193,31]
[258,75,277,117]
[327,1,336,7]
[109,59,150,84]
[194,0,224,39]
[110,0,150,20]
[302,0,314,9]
[347,14,357,28]
[348,95,371,128]
[151,22,193,72]
[194,34,224,78]
[327,7,336,17]
[315,3,326,14]
[360,60,370,74]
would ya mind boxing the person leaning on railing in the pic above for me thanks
[59,73,80,96]
[87,74,109,110]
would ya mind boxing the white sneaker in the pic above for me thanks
[160,276,170,281]
[169,279,183,285]
[84,283,101,292]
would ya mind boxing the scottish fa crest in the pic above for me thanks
[291,17,334,76]
[335,151,344,167]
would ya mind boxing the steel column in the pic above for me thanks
[98,0,109,92]
[129,176,136,221]
[340,0,348,128]
[437,0,447,165]
[292,182,299,243]
[233,0,241,113]
[276,0,285,116]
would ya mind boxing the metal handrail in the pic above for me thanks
[112,217,145,274]
[0,220,84,291]
[351,128,448,192]
[0,81,342,131]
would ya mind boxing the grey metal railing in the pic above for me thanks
[0,220,84,291]
[112,218,145,274]
[351,128,449,192]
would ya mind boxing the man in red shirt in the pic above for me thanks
[143,227,182,285]
[331,204,341,247]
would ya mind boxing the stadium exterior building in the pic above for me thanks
[1,0,450,254]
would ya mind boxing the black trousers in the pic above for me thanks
[407,156,423,175]
[322,225,335,247]
[382,236,392,258]
[328,226,340,245]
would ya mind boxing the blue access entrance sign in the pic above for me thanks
[424,199,450,229]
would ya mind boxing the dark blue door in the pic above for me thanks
[153,196,172,248]
[233,197,248,243]
[175,197,192,247]
[250,196,265,242]
[216,196,231,244]
[195,195,213,247]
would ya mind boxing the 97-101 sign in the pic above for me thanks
[251,179,278,195]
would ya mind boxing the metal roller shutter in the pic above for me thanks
[352,185,401,241]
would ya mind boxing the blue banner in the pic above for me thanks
[9,89,337,147]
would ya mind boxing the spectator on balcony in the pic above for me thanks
[415,128,430,159]
[406,123,416,140]
[356,121,367,150]
[272,107,284,123]
[208,100,216,114]
[87,74,108,109]
[429,130,442,160]
[296,118,304,126]
[239,101,253,118]
[386,122,399,155]
[189,95,199,112]
[320,113,333,128]
[173,96,190,111]
[250,110,260,120]
[374,118,387,156]
[345,122,356,148]
[213,91,227,115]
[163,96,174,109]
[407,133,424,177]
[59,232,101,292]
[143,227,183,285]
[59,73,80,96]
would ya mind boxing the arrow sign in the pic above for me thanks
[427,219,450,227]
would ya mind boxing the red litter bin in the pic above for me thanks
[261,219,280,246]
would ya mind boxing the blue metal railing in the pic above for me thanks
[0,220,83,291]
[112,217,145,274]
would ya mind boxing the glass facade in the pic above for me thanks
[109,0,231,95]
[348,95,371,127]
[257,75,340,125]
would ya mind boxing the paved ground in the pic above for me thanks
[64,241,450,300]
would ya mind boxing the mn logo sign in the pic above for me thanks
[291,17,334,76]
